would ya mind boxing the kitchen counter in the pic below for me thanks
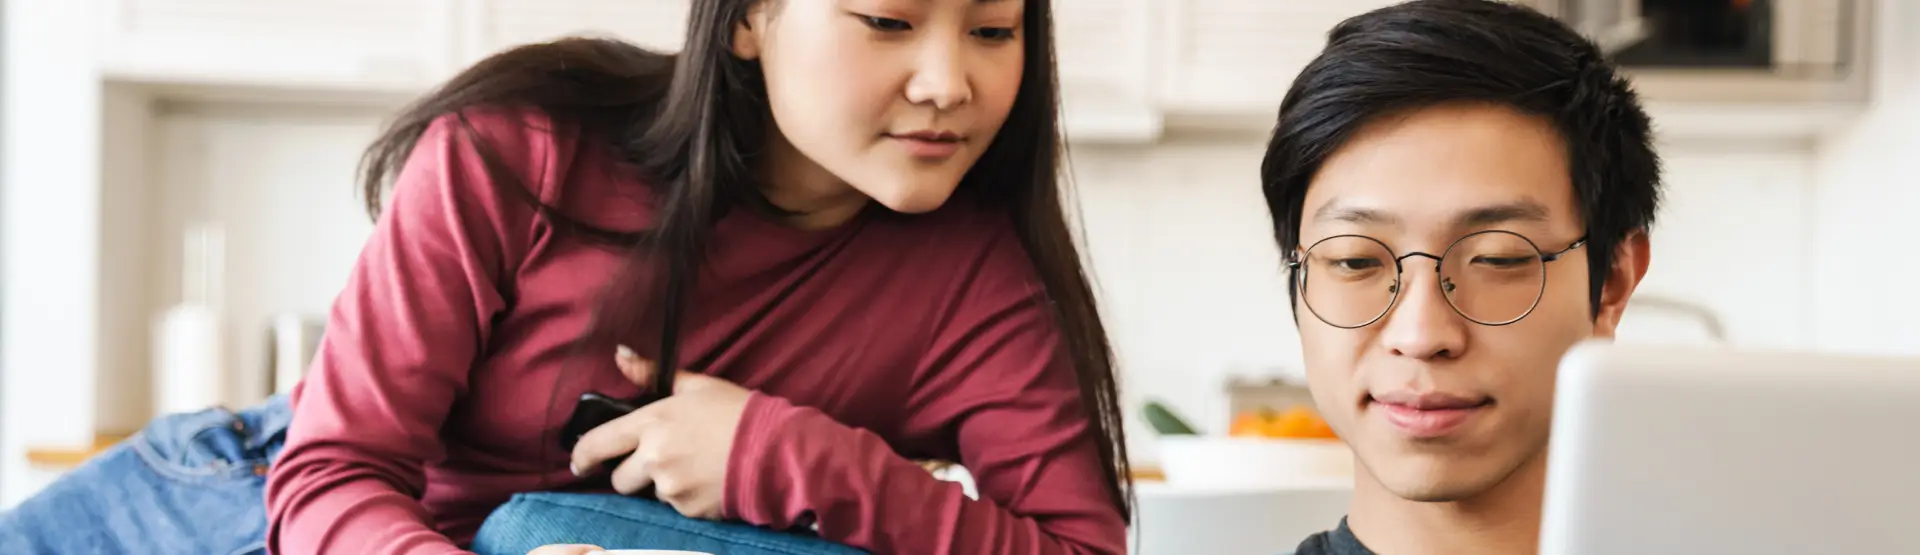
[1132,479,1353,555]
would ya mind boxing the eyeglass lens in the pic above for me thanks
[1299,231,1548,328]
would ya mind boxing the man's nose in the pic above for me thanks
[1378,258,1468,361]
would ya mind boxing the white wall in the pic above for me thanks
[0,0,102,507]
[1808,1,1920,356]
[140,100,380,410]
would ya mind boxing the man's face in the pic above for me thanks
[1295,102,1644,502]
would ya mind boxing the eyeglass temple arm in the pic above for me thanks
[1541,237,1589,262]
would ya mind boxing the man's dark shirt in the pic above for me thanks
[1290,517,1375,555]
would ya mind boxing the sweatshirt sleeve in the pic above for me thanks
[722,221,1127,555]
[264,112,542,555]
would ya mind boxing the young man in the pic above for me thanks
[1261,1,1661,554]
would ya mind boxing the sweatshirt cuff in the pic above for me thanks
[723,390,795,522]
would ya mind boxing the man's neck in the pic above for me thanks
[1345,454,1547,555]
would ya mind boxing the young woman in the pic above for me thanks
[0,0,1132,553]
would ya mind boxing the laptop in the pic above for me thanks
[1540,341,1920,554]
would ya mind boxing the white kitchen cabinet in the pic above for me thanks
[1155,0,1401,117]
[96,0,451,91]
[1522,0,1648,54]
[460,0,692,63]
[1055,0,1151,99]
[1152,0,1877,140]
[1055,0,1162,142]
[453,0,1164,143]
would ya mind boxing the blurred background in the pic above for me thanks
[0,0,1914,551]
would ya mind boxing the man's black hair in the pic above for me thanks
[1261,0,1662,316]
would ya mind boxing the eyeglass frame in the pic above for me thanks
[1284,230,1589,329]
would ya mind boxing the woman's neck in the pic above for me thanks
[1345,451,1549,555]
[756,132,870,231]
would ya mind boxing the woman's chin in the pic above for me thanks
[867,187,958,215]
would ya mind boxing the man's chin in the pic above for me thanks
[1365,456,1510,503]
[1388,481,1486,503]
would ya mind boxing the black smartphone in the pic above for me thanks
[560,391,667,473]
[560,392,638,451]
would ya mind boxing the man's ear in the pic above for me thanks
[731,4,769,60]
[1591,231,1651,337]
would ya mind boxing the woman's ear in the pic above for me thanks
[731,5,768,60]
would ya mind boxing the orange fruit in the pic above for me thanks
[1229,410,1271,437]
[1269,406,1340,440]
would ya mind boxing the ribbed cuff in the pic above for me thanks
[722,390,790,521]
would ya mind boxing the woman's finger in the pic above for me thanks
[615,345,653,387]
[608,444,657,495]
[569,408,652,476]
[670,370,731,394]
[525,544,605,555]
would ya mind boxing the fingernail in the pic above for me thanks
[616,345,637,360]
[570,462,582,476]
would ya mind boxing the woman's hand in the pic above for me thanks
[570,346,753,519]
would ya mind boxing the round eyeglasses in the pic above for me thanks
[1286,230,1588,329]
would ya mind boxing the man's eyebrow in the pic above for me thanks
[1310,198,1554,229]
[1312,199,1401,226]
[1453,200,1552,228]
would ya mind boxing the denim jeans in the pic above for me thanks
[472,493,866,555]
[0,395,291,555]
[0,395,860,555]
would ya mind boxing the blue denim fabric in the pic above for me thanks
[0,394,293,555]
[472,492,867,555]
[0,395,863,555]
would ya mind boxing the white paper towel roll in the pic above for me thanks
[153,222,227,414]
[153,304,224,414]
[270,313,324,395]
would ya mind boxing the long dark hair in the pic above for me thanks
[356,0,1130,519]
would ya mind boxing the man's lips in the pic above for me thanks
[1370,391,1488,410]
[1368,391,1492,439]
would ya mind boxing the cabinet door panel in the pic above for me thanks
[100,0,446,89]
[1160,0,1400,112]
[472,0,691,57]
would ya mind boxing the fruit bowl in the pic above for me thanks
[1156,435,1354,488]
[1141,400,1354,488]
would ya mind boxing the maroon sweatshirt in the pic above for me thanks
[262,107,1125,555]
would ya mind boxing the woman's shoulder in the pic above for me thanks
[425,104,570,165]
[422,104,653,231]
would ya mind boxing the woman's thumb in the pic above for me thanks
[615,345,654,387]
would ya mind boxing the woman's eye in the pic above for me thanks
[973,27,1017,41]
[859,15,913,32]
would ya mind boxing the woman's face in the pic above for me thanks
[734,0,1026,220]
